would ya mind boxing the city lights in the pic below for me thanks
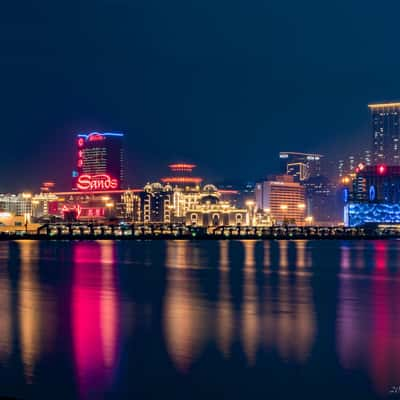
[1,99,400,230]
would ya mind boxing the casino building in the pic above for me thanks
[34,133,245,226]
[43,131,130,222]
[133,164,246,226]
[74,132,124,190]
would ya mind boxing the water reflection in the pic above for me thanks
[1,239,399,399]
[164,240,316,369]
[217,241,233,358]
[72,241,120,397]
[340,243,351,270]
[18,240,41,382]
[164,241,211,372]
[279,241,289,269]
[242,241,258,365]
[0,243,12,363]
[263,241,271,268]
[337,241,400,396]
[295,241,306,268]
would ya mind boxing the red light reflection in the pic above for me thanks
[72,242,119,397]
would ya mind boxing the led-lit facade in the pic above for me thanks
[345,164,400,226]
[369,102,400,165]
[351,165,400,203]
[129,180,245,226]
[345,203,400,227]
[255,175,306,225]
[74,132,124,190]
[140,183,173,223]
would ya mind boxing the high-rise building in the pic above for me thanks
[303,176,342,225]
[279,152,322,182]
[369,102,400,165]
[74,132,124,191]
[345,164,400,226]
[337,150,372,178]
[255,175,306,225]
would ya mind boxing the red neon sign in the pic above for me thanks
[78,138,85,147]
[88,134,105,142]
[76,174,118,191]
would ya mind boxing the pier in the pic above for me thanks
[0,223,399,240]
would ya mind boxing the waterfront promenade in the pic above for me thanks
[1,223,399,240]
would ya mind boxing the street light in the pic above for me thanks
[246,200,255,226]
[22,193,32,232]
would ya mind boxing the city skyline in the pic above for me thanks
[0,99,392,194]
[2,0,400,191]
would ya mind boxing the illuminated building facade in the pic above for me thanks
[369,102,400,165]
[350,165,400,203]
[0,194,32,216]
[345,164,400,226]
[131,180,245,226]
[338,151,373,177]
[74,132,124,191]
[184,186,246,226]
[345,203,400,227]
[255,175,306,225]
[139,183,173,223]
[279,152,322,182]
[31,193,59,219]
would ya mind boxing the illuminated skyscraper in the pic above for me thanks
[369,102,400,165]
[279,152,322,182]
[74,132,124,190]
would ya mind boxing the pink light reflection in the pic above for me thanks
[72,242,120,398]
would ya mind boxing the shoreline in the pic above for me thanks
[1,233,399,241]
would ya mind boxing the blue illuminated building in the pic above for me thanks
[345,203,400,226]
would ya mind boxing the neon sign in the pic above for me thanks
[76,174,118,191]
[88,134,105,142]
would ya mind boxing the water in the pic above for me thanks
[0,239,399,399]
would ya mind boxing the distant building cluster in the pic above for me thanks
[2,101,400,230]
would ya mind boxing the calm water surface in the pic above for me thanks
[0,239,399,399]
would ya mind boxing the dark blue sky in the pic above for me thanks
[2,0,400,191]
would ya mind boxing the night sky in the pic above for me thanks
[2,0,400,191]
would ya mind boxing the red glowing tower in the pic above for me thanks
[74,132,124,191]
[161,163,203,186]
